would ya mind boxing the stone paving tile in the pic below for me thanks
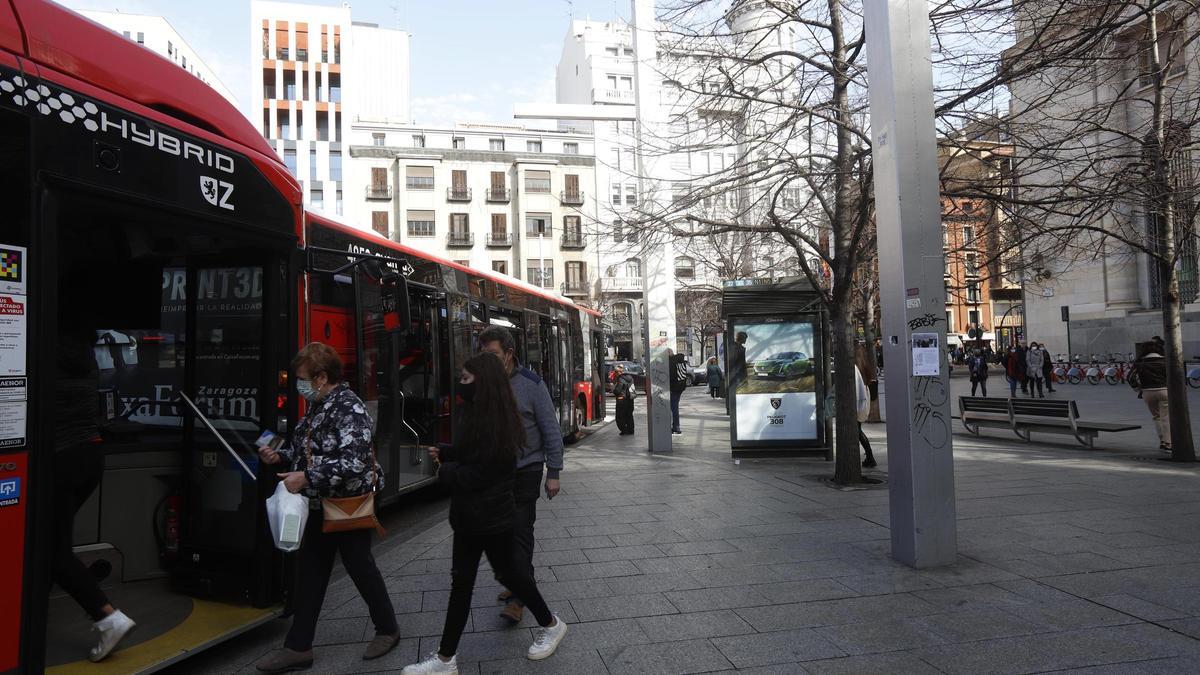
[537,534,616,551]
[916,623,1200,675]
[582,544,667,562]
[418,629,532,665]
[310,617,369,646]
[604,571,706,595]
[710,628,846,668]
[477,647,609,674]
[1159,617,1200,640]
[469,601,580,633]
[1052,656,1200,674]
[911,607,1045,642]
[735,594,940,632]
[800,651,944,675]
[687,565,786,588]
[664,584,773,612]
[1093,593,1192,622]
[395,609,468,638]
[600,637,734,675]
[548,560,641,581]
[631,554,718,574]
[813,617,948,656]
[635,609,756,641]
[549,617,653,657]
[749,579,859,604]
[567,592,679,621]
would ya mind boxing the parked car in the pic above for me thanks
[750,351,814,379]
[690,362,708,386]
[603,360,646,392]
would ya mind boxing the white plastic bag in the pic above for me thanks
[265,481,308,552]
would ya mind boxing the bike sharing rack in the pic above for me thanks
[721,278,832,459]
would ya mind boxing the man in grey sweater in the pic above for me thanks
[478,326,564,623]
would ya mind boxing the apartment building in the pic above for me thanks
[78,10,237,106]
[346,121,599,303]
[555,4,804,361]
[249,0,411,213]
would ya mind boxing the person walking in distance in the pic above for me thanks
[668,350,689,435]
[1005,345,1023,397]
[969,348,989,397]
[1135,340,1171,452]
[1015,341,1030,395]
[1042,344,1056,392]
[612,364,636,435]
[404,353,567,674]
[855,365,878,468]
[255,342,401,673]
[706,357,724,398]
[476,326,563,624]
[1026,342,1047,398]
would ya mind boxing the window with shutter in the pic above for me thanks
[371,211,388,237]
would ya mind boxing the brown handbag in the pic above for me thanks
[305,427,386,537]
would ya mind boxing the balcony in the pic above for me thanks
[592,88,635,104]
[447,187,472,202]
[486,233,513,248]
[485,187,511,203]
[562,281,589,297]
[561,232,586,250]
[365,185,392,200]
[601,276,643,293]
[560,190,585,206]
[446,232,474,248]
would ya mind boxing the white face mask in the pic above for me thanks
[297,378,320,402]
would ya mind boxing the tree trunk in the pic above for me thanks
[1158,237,1197,462]
[831,304,863,484]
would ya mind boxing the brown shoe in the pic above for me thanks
[362,630,402,660]
[497,590,513,602]
[499,599,525,624]
[256,648,313,673]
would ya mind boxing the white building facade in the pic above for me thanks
[555,7,803,362]
[78,10,238,106]
[249,0,411,214]
[345,121,600,304]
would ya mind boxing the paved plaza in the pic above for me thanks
[174,381,1200,674]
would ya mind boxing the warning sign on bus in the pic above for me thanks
[0,295,26,378]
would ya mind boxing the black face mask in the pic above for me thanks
[459,381,476,402]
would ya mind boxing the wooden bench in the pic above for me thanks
[959,396,1141,447]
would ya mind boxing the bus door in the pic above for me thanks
[39,190,293,670]
[555,318,573,434]
[592,328,607,421]
[353,268,442,502]
[540,316,561,422]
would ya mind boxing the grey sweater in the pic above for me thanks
[510,365,565,478]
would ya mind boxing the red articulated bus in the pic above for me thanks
[0,2,603,673]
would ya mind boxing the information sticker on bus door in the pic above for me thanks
[0,244,26,449]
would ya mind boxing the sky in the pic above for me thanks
[61,0,629,126]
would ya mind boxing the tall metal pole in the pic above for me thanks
[632,0,675,453]
[864,0,957,567]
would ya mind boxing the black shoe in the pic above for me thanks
[863,459,877,468]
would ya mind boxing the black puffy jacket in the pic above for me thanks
[438,410,516,535]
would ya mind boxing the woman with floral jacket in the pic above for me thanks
[254,342,400,673]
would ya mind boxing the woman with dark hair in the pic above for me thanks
[255,342,400,673]
[403,352,567,674]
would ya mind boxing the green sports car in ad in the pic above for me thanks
[750,351,814,379]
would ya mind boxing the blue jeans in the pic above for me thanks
[670,389,683,431]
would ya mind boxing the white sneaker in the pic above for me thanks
[527,615,568,661]
[89,610,135,662]
[401,651,458,674]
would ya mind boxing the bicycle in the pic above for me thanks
[1103,353,1135,385]
[1188,359,1200,389]
[1084,353,1106,385]
[1052,354,1071,384]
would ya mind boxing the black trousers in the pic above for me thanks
[615,398,635,433]
[497,469,542,599]
[51,444,110,621]
[285,510,398,652]
[971,378,987,396]
[857,423,876,463]
[441,528,552,657]
[1028,376,1044,397]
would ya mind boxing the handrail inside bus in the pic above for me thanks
[178,392,257,482]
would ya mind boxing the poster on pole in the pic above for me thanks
[729,317,819,443]
[912,332,940,376]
